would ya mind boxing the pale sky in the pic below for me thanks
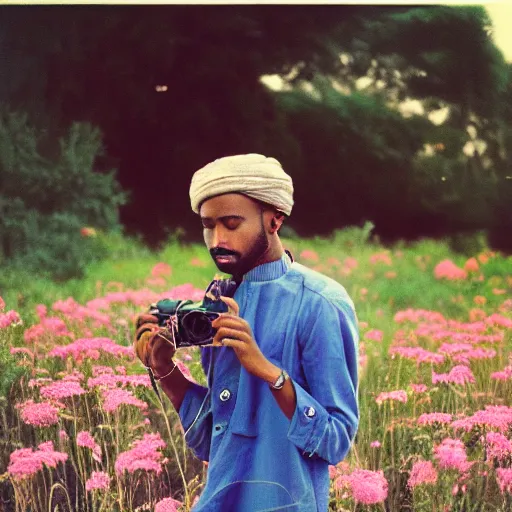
[486,3,512,62]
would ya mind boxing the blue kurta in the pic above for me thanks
[179,253,359,511]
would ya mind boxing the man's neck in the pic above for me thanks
[233,244,285,283]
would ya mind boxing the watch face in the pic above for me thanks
[274,374,285,388]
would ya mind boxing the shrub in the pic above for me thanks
[0,108,127,279]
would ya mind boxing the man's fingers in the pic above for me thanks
[135,314,159,330]
[214,327,245,344]
[135,330,153,367]
[212,315,246,330]
[135,323,159,341]
[221,338,245,351]
[219,296,239,316]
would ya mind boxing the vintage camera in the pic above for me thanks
[148,278,238,348]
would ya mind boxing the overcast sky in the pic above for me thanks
[486,3,512,62]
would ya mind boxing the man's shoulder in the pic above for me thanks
[288,262,355,313]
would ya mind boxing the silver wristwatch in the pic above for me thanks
[269,369,289,390]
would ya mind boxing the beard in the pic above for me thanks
[210,223,269,280]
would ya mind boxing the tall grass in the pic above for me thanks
[0,228,511,511]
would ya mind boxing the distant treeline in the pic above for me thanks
[1,5,511,252]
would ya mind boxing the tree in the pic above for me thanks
[0,108,126,279]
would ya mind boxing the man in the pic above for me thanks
[135,154,359,511]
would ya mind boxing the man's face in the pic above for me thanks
[200,193,271,279]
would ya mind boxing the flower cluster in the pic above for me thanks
[408,460,438,488]
[85,471,111,492]
[434,260,467,281]
[49,337,133,361]
[115,433,166,476]
[102,388,148,413]
[375,390,407,405]
[433,438,473,473]
[346,469,388,505]
[77,431,102,462]
[432,365,476,386]
[16,400,61,427]
[8,441,68,480]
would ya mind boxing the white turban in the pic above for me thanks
[189,153,294,216]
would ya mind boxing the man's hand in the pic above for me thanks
[134,314,176,377]
[211,297,275,382]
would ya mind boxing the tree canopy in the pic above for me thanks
[1,5,510,249]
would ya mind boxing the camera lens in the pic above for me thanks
[182,311,215,342]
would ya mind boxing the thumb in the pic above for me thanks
[219,296,239,316]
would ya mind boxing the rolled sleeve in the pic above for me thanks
[287,295,359,465]
[178,382,212,461]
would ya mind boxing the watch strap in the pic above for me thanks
[269,369,289,390]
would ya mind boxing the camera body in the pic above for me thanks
[148,278,238,348]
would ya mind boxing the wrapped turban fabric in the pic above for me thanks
[189,154,294,216]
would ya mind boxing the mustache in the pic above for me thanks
[210,247,238,258]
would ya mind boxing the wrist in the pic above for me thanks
[258,360,282,385]
[152,362,176,380]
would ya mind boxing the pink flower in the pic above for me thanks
[486,314,512,329]
[375,390,407,405]
[77,431,102,462]
[10,347,34,359]
[343,257,358,269]
[347,469,388,504]
[155,497,182,512]
[86,471,111,492]
[408,460,438,488]
[434,260,467,281]
[151,262,172,278]
[491,366,512,382]
[102,388,148,413]
[0,296,4,311]
[484,432,512,462]
[464,258,479,272]
[40,380,87,400]
[411,384,428,393]
[115,433,166,476]
[433,438,472,473]
[417,413,452,426]
[365,329,383,342]
[35,304,47,321]
[16,400,60,427]
[394,308,446,324]
[370,252,392,266]
[8,442,68,480]
[300,249,319,263]
[432,365,475,386]
[190,257,206,267]
[49,337,133,361]
[496,468,512,494]
[390,346,445,365]
[451,406,512,432]
[370,441,381,448]
[24,316,73,343]
[0,310,22,328]
[469,308,486,322]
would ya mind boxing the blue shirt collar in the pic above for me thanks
[243,252,292,282]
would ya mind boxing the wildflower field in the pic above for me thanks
[0,230,511,512]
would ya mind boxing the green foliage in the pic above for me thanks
[277,85,429,237]
[0,108,127,280]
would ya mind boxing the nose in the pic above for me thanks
[210,225,226,249]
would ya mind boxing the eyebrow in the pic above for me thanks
[200,215,246,222]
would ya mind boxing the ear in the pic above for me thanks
[270,212,285,233]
